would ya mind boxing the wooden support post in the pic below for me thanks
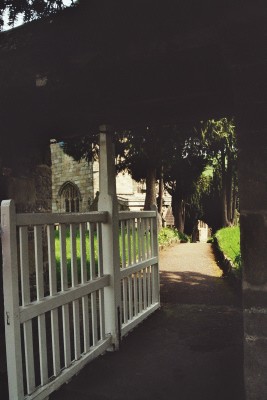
[1,200,24,399]
[98,126,121,350]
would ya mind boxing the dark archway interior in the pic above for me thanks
[1,1,267,398]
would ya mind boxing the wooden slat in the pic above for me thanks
[146,218,150,259]
[80,223,90,353]
[97,223,104,277]
[16,211,108,226]
[137,218,141,263]
[99,288,105,341]
[20,275,110,323]
[47,225,61,376]
[119,211,156,220]
[70,224,78,287]
[59,224,71,367]
[70,224,81,360]
[138,270,143,313]
[119,257,158,279]
[34,225,48,386]
[89,223,98,346]
[143,267,147,310]
[147,265,151,307]
[128,276,133,320]
[97,223,105,340]
[141,219,145,261]
[121,220,126,268]
[19,226,36,394]
[73,299,81,359]
[24,337,112,400]
[122,277,128,324]
[133,272,138,316]
[132,219,137,265]
[126,219,131,267]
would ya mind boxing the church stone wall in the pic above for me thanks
[51,142,94,212]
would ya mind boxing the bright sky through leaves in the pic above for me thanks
[2,0,73,31]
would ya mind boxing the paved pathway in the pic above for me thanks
[49,242,244,400]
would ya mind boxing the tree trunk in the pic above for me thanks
[221,149,231,227]
[173,198,185,232]
[144,166,157,210]
[157,165,164,215]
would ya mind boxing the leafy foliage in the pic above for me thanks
[201,117,238,228]
[0,0,76,30]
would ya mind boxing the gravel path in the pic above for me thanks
[160,242,241,307]
[49,241,244,400]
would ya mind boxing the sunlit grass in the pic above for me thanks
[215,226,241,269]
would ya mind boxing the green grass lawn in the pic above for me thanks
[54,226,180,286]
[215,226,241,269]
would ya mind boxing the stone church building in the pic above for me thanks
[50,141,156,213]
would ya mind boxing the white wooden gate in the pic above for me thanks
[1,200,160,400]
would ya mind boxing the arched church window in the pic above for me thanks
[58,182,81,212]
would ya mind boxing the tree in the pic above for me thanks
[115,128,165,211]
[202,117,238,227]
[61,128,164,212]
[163,127,207,233]
[0,0,75,30]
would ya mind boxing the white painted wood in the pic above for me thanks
[146,218,151,259]
[141,219,145,261]
[137,218,141,263]
[143,267,147,310]
[128,275,133,320]
[121,220,128,323]
[119,211,155,220]
[132,219,137,265]
[121,303,160,338]
[19,226,36,394]
[24,337,112,400]
[97,223,104,277]
[20,275,110,323]
[34,225,48,386]
[98,128,121,349]
[80,223,90,353]
[89,222,98,346]
[121,220,126,268]
[138,270,143,313]
[97,223,105,340]
[151,206,160,304]
[47,225,61,376]
[133,272,138,317]
[17,211,108,226]
[1,200,24,399]
[59,224,71,367]
[119,257,158,279]
[79,223,87,283]
[69,223,81,359]
[70,224,78,287]
[126,220,131,267]
[147,265,151,307]
[2,197,160,400]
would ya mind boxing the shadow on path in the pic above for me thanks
[50,243,244,400]
[1,242,245,400]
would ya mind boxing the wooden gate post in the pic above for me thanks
[98,125,121,350]
[1,200,24,399]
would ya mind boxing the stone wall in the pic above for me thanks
[0,146,52,213]
[51,142,94,212]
